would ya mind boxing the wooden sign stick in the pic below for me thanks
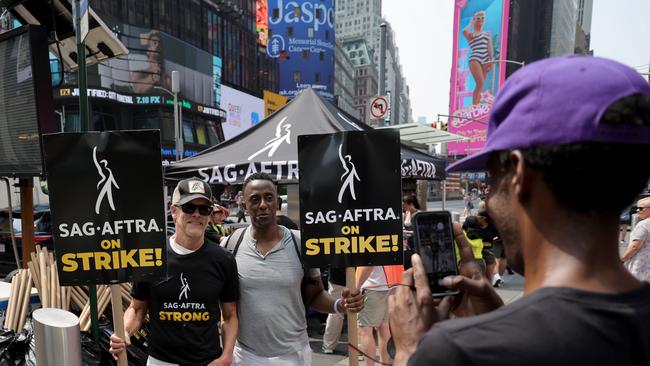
[110,285,128,366]
[346,267,359,366]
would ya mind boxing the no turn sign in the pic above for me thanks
[370,96,389,119]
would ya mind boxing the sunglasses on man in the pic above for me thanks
[177,203,213,216]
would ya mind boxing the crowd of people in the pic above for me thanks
[107,55,650,366]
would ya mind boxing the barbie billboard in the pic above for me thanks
[448,0,510,156]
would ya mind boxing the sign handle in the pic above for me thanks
[346,267,359,366]
[110,285,128,366]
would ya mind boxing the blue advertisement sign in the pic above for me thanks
[213,56,222,107]
[267,0,335,101]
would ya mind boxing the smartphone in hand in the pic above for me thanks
[411,211,460,297]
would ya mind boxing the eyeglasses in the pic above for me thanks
[637,206,649,211]
[178,203,213,216]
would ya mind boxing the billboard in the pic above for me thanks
[257,0,269,46]
[267,0,335,101]
[97,23,217,106]
[220,85,264,140]
[448,0,510,156]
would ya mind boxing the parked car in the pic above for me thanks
[0,204,53,278]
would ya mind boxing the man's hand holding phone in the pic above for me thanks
[388,254,454,366]
[388,220,504,365]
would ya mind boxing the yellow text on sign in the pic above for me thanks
[60,238,163,271]
[304,235,400,255]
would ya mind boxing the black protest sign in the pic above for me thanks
[298,129,403,268]
[43,130,166,285]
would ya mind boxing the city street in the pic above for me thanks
[0,0,648,365]
[310,272,525,366]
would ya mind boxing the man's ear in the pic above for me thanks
[509,150,532,202]
[170,204,178,221]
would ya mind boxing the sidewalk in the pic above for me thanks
[311,273,525,366]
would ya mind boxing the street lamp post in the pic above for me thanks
[485,59,525,67]
[485,59,525,93]
[437,113,487,126]
[154,70,182,160]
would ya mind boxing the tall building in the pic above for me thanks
[334,41,359,118]
[506,0,592,76]
[354,63,379,126]
[575,0,593,54]
[335,0,382,65]
[550,0,578,56]
[45,0,279,160]
[341,37,378,125]
[336,1,412,125]
[382,21,412,125]
[399,83,413,124]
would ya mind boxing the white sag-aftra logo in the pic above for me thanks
[337,143,360,204]
[248,117,291,160]
[179,273,190,300]
[93,147,120,214]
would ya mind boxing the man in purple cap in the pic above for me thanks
[388,56,650,365]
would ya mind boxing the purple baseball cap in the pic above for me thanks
[447,56,650,172]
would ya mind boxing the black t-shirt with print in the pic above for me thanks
[132,239,239,365]
[409,284,650,366]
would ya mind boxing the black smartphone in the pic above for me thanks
[412,211,460,297]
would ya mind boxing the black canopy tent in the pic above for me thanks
[164,88,446,184]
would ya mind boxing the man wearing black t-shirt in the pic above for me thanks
[109,178,239,365]
[388,56,650,366]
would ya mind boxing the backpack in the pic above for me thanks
[223,227,321,310]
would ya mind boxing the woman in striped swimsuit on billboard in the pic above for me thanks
[463,10,493,105]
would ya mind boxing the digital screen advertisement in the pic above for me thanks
[220,85,264,140]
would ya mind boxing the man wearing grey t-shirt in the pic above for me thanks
[227,173,364,366]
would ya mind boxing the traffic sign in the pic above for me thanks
[370,96,388,119]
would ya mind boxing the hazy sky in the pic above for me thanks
[382,0,650,124]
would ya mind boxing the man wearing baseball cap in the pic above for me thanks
[109,178,240,365]
[389,56,650,365]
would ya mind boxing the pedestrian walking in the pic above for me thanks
[321,267,347,354]
[622,197,650,280]
[235,190,246,223]
[463,192,474,217]
[356,266,391,366]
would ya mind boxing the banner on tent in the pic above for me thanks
[197,160,300,184]
[298,129,403,268]
[43,130,167,285]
